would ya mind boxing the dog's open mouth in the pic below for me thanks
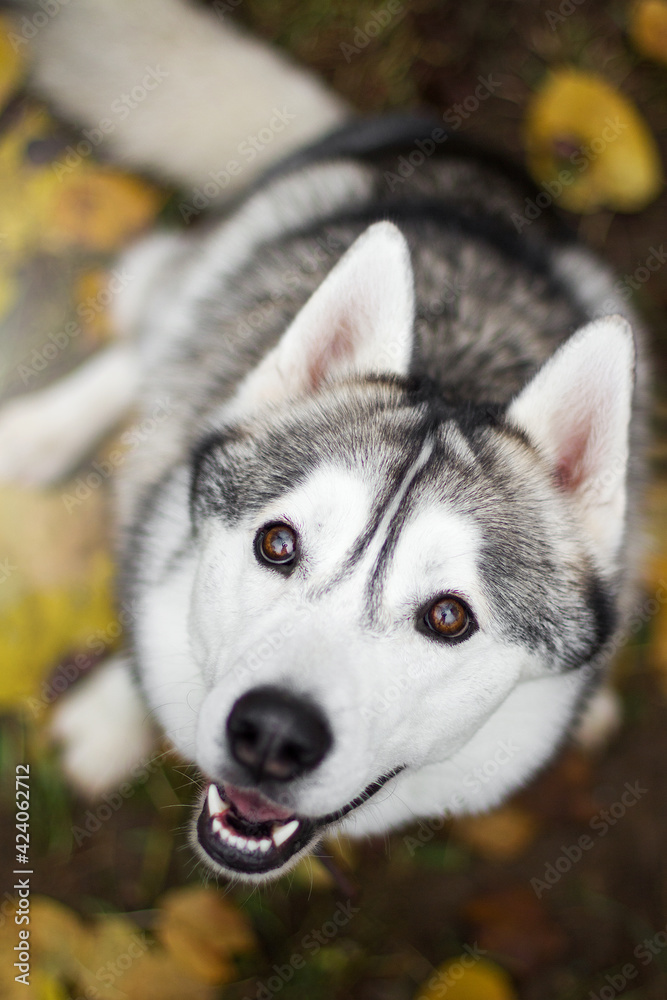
[196,769,403,876]
[197,782,316,875]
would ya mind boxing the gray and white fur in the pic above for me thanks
[0,0,645,881]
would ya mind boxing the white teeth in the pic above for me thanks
[272,819,299,848]
[210,819,262,854]
[207,784,228,817]
[205,787,297,856]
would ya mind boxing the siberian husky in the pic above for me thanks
[0,0,645,881]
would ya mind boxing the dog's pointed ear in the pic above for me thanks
[230,221,414,412]
[507,315,636,564]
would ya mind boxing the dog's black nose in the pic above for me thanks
[226,686,332,783]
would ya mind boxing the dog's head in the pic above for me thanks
[132,223,635,880]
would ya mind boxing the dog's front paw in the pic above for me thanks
[50,656,155,798]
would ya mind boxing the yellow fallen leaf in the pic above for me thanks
[115,950,218,1000]
[0,897,89,995]
[3,970,70,1000]
[0,550,115,708]
[0,16,25,109]
[629,0,667,63]
[415,957,517,1000]
[451,804,539,861]
[76,914,157,1000]
[0,104,65,259]
[156,886,255,984]
[0,483,113,591]
[0,478,118,708]
[0,895,220,1000]
[27,897,91,957]
[33,973,71,1000]
[0,96,161,261]
[48,170,164,251]
[524,69,662,213]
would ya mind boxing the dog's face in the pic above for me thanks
[132,224,635,881]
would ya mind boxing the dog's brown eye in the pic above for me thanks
[425,596,471,639]
[256,523,298,567]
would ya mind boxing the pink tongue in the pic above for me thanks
[224,784,294,823]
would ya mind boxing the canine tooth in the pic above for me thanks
[259,838,272,852]
[211,818,224,836]
[221,826,232,841]
[272,819,299,848]
[207,784,228,816]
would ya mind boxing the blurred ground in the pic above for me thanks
[1,1,667,998]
